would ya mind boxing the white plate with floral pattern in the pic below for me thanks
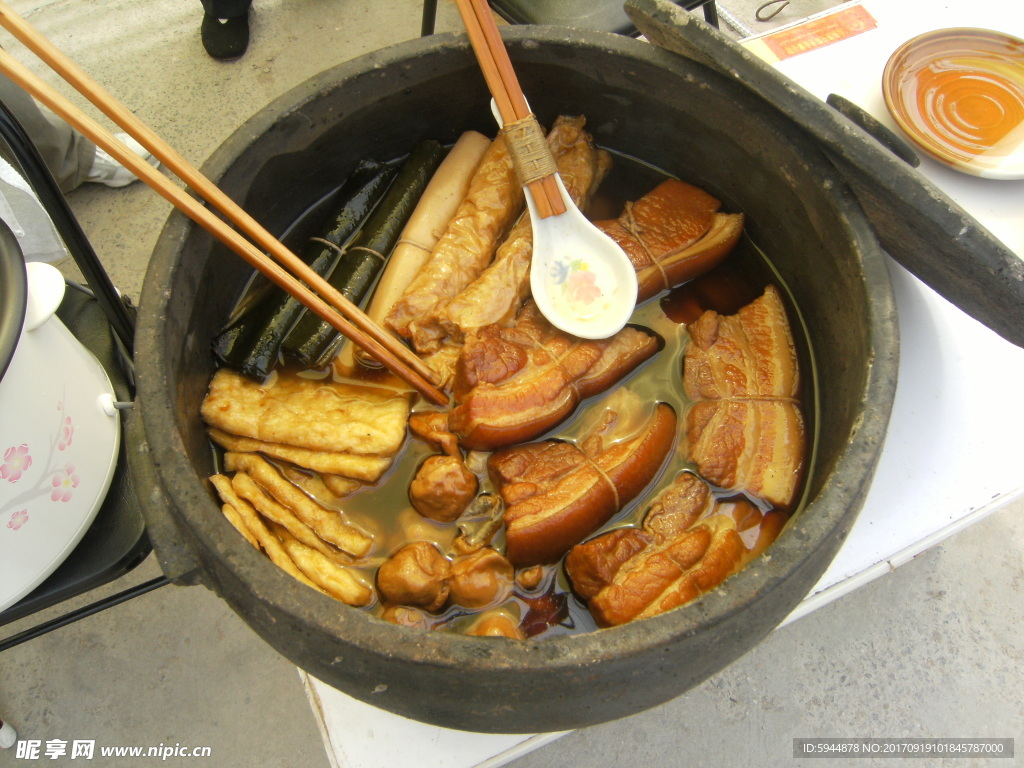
[0,263,120,613]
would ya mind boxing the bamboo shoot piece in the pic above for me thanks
[351,130,491,368]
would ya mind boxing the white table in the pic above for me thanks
[305,3,1024,765]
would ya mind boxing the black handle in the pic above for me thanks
[826,93,919,168]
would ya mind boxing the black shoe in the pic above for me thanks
[201,12,250,60]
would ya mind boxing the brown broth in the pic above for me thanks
[211,149,819,638]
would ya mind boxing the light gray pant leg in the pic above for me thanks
[0,74,97,192]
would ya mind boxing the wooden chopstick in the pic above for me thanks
[469,0,529,118]
[0,46,448,407]
[0,3,438,390]
[455,0,516,124]
[454,0,566,218]
[0,5,447,406]
[469,0,565,218]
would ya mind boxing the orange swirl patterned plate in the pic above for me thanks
[883,27,1024,179]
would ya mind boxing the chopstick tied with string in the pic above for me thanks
[454,0,565,219]
[0,1,447,407]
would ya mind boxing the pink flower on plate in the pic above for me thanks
[565,269,602,305]
[59,416,75,451]
[1,444,32,482]
[7,509,28,531]
[51,463,80,502]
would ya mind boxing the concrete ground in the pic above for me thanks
[0,0,1021,766]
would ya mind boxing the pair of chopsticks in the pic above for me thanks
[454,0,566,219]
[0,2,448,407]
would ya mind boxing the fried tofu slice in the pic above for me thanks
[271,524,374,607]
[230,471,353,565]
[278,463,360,502]
[201,368,410,457]
[209,474,260,550]
[224,452,373,558]
[208,428,390,483]
[207,474,323,592]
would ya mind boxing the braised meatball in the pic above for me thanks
[448,548,514,610]
[515,565,546,591]
[376,541,451,611]
[409,455,478,522]
[466,612,525,640]
[380,604,433,630]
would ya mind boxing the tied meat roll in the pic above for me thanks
[385,135,524,353]
[595,178,744,303]
[489,402,678,567]
[566,473,786,627]
[449,301,661,451]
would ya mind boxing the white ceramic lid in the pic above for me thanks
[0,263,121,612]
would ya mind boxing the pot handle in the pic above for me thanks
[825,94,919,168]
[124,409,206,586]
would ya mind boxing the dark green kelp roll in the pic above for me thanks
[283,139,447,369]
[211,159,395,379]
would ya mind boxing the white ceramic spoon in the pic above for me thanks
[525,175,638,339]
[487,100,639,339]
[457,0,639,339]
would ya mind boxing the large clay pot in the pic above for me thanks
[130,27,898,733]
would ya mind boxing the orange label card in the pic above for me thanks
[761,4,878,62]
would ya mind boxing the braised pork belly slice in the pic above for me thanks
[488,402,677,567]
[594,178,744,303]
[683,284,800,401]
[565,472,747,627]
[685,400,804,510]
[682,285,805,510]
[449,302,661,451]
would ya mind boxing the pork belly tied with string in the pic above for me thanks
[596,178,744,303]
[447,301,662,451]
[489,401,678,567]
[683,285,806,510]
[566,472,786,627]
